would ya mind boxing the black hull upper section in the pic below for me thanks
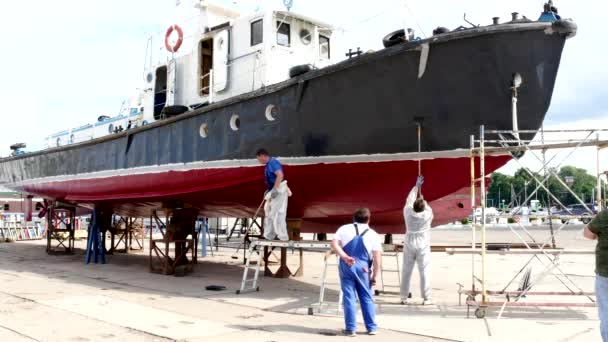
[1,21,572,184]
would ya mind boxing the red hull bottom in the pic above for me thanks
[17,155,510,234]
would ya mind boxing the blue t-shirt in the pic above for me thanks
[265,158,283,190]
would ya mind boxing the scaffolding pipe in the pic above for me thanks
[512,92,520,142]
[598,134,603,211]
[480,125,487,304]
[488,129,608,134]
[470,135,476,293]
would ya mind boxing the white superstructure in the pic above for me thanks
[45,0,335,148]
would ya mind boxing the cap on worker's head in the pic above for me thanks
[413,198,426,213]
[256,148,269,157]
[353,208,371,224]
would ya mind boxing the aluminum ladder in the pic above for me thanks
[237,240,332,294]
[375,249,402,295]
[236,241,263,294]
[309,251,343,315]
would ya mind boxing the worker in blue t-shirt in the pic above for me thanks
[256,148,290,240]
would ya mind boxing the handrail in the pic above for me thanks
[199,69,215,103]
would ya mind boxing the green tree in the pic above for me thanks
[487,173,513,209]
[488,166,600,208]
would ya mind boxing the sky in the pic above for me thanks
[0,0,606,175]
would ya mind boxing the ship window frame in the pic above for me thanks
[299,29,312,45]
[319,35,330,59]
[251,19,263,46]
[276,21,291,47]
[199,123,209,138]
[230,114,241,131]
[265,104,277,121]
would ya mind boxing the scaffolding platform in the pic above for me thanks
[454,126,606,319]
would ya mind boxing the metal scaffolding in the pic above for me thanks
[456,126,608,319]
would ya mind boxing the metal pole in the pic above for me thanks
[480,125,487,304]
[540,126,557,248]
[417,122,422,176]
[470,135,476,293]
[512,88,520,142]
[200,219,207,257]
[598,134,603,211]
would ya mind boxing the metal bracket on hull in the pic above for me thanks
[295,79,309,111]
[417,43,430,78]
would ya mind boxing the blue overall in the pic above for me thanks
[339,224,378,333]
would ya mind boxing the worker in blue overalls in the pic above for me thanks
[332,208,382,336]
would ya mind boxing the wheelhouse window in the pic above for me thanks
[319,35,330,59]
[277,21,290,47]
[251,19,263,46]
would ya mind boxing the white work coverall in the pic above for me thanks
[263,181,289,241]
[400,185,433,301]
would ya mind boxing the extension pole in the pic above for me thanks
[417,122,422,176]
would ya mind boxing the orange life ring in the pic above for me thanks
[165,24,184,53]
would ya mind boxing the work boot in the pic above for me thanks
[342,330,356,337]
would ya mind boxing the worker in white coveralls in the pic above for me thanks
[400,175,434,305]
[256,148,290,241]
[332,208,382,336]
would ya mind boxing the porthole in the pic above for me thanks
[199,123,209,138]
[230,114,240,131]
[146,72,153,83]
[299,29,312,45]
[108,124,114,134]
[142,120,148,126]
[265,104,277,121]
[56,137,61,146]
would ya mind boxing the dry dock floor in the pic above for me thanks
[0,225,601,341]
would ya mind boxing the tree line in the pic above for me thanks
[487,166,607,208]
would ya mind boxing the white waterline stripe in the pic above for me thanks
[13,149,501,187]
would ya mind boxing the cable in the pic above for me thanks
[403,1,427,38]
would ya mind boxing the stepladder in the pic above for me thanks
[236,241,263,294]
[236,240,332,294]
[375,248,402,296]
[310,248,402,315]
[309,251,343,315]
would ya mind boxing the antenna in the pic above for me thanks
[283,0,293,11]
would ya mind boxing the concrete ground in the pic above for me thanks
[0,225,601,342]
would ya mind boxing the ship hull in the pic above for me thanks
[12,153,509,233]
[0,21,574,233]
